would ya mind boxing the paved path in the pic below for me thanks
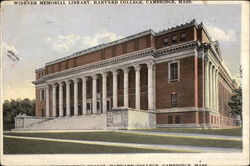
[117,130,242,141]
[4,135,241,153]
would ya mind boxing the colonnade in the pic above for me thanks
[45,62,155,117]
[205,60,219,111]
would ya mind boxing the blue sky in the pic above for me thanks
[2,4,241,100]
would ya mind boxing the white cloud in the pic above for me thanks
[45,29,123,52]
[206,24,237,42]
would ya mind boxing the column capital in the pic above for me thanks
[204,57,210,63]
[66,80,71,85]
[52,83,57,88]
[111,70,118,76]
[92,74,98,80]
[146,61,154,69]
[133,64,141,71]
[122,67,130,74]
[73,78,79,83]
[59,82,64,87]
[81,76,87,82]
[101,72,108,78]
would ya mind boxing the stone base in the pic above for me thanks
[107,108,156,129]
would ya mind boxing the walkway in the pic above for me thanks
[4,135,241,153]
[117,130,242,141]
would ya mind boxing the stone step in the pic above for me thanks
[23,114,107,130]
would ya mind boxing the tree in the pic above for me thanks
[3,98,36,123]
[228,88,242,121]
[228,66,242,125]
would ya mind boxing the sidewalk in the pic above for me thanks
[4,135,241,153]
[117,130,242,141]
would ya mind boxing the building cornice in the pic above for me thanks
[155,40,200,57]
[35,67,45,72]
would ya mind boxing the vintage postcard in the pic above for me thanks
[0,0,249,165]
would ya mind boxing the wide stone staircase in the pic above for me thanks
[14,114,107,131]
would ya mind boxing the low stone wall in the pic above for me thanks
[107,109,128,129]
[15,116,51,129]
[107,108,156,129]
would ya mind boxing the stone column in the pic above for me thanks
[123,67,129,108]
[205,60,210,108]
[82,76,87,115]
[102,73,107,113]
[52,84,57,117]
[45,85,50,117]
[112,70,118,109]
[66,80,71,116]
[147,62,154,110]
[209,63,213,109]
[74,79,79,116]
[134,64,141,110]
[92,75,97,114]
[59,82,63,117]
[215,70,219,111]
[212,67,216,110]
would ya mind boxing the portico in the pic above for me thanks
[44,58,156,118]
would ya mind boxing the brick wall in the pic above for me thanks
[35,88,45,117]
[155,56,198,109]
[156,112,197,124]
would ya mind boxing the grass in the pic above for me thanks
[4,137,180,154]
[134,127,242,136]
[4,131,242,149]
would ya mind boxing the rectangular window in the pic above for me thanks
[97,102,100,110]
[107,101,110,110]
[40,89,45,101]
[172,35,177,44]
[87,82,90,94]
[41,109,45,117]
[58,63,61,71]
[175,115,180,124]
[65,61,69,69]
[168,115,173,124]
[169,62,179,81]
[163,38,168,46]
[180,32,186,42]
[171,94,177,107]
[87,103,91,110]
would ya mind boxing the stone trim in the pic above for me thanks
[156,123,201,128]
[35,67,45,72]
[168,60,180,82]
[156,107,220,115]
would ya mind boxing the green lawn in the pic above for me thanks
[134,127,242,136]
[4,131,242,149]
[4,137,180,154]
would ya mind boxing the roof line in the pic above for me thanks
[45,19,198,67]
